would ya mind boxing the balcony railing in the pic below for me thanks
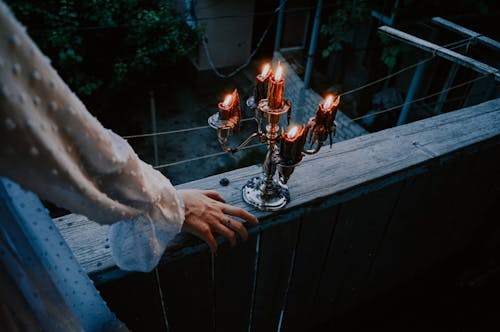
[54,98,500,331]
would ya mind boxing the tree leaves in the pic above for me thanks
[320,0,370,57]
[7,0,200,97]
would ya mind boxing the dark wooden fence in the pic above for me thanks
[55,98,500,331]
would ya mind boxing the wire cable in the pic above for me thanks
[122,117,255,139]
[122,35,478,140]
[153,143,265,170]
[347,73,490,123]
[124,34,488,168]
[151,73,490,169]
[339,35,477,97]
[339,56,434,97]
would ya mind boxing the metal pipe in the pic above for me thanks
[396,29,438,126]
[434,62,459,114]
[149,91,159,166]
[274,0,286,52]
[303,0,324,89]
[397,59,426,126]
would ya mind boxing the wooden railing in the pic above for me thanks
[54,98,500,332]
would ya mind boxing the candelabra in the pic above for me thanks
[208,63,340,211]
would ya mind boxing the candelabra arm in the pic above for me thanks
[303,140,323,155]
[218,132,262,154]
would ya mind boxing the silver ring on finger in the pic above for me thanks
[224,219,231,228]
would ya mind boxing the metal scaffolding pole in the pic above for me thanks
[274,0,286,52]
[149,91,159,166]
[379,25,500,125]
[303,0,324,89]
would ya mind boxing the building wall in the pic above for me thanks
[178,0,256,71]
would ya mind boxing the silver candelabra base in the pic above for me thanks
[242,176,290,211]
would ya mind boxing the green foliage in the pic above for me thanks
[8,0,200,97]
[377,32,411,69]
[320,0,371,58]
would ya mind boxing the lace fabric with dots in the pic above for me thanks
[0,1,185,272]
[0,177,128,331]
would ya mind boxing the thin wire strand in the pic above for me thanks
[122,34,477,139]
[296,75,493,167]
[348,74,489,123]
[128,36,486,167]
[339,56,434,97]
[153,143,265,170]
[339,35,476,97]
[123,117,255,139]
[153,74,490,169]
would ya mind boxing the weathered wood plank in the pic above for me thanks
[53,98,500,279]
[362,140,499,304]
[98,271,167,332]
[330,181,405,314]
[447,143,500,244]
[439,152,478,248]
[252,218,300,332]
[160,251,213,332]
[308,182,403,326]
[214,233,257,332]
[365,163,457,299]
[432,17,500,51]
[280,204,340,332]
[378,25,500,81]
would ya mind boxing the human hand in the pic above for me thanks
[178,189,259,252]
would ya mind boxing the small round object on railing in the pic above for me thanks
[219,177,230,186]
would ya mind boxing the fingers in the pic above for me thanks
[203,190,226,203]
[213,221,238,247]
[225,218,249,242]
[212,218,249,246]
[200,230,218,253]
[180,187,258,252]
[185,222,218,253]
[222,204,259,225]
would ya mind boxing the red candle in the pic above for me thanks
[218,89,241,130]
[268,63,285,109]
[312,94,340,144]
[280,125,307,165]
[315,94,340,128]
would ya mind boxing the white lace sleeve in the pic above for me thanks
[109,190,185,272]
[0,1,185,272]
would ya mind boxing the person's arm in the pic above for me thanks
[0,1,257,272]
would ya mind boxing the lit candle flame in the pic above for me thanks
[222,94,232,107]
[275,63,283,81]
[287,126,299,139]
[261,63,270,77]
[324,95,334,110]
